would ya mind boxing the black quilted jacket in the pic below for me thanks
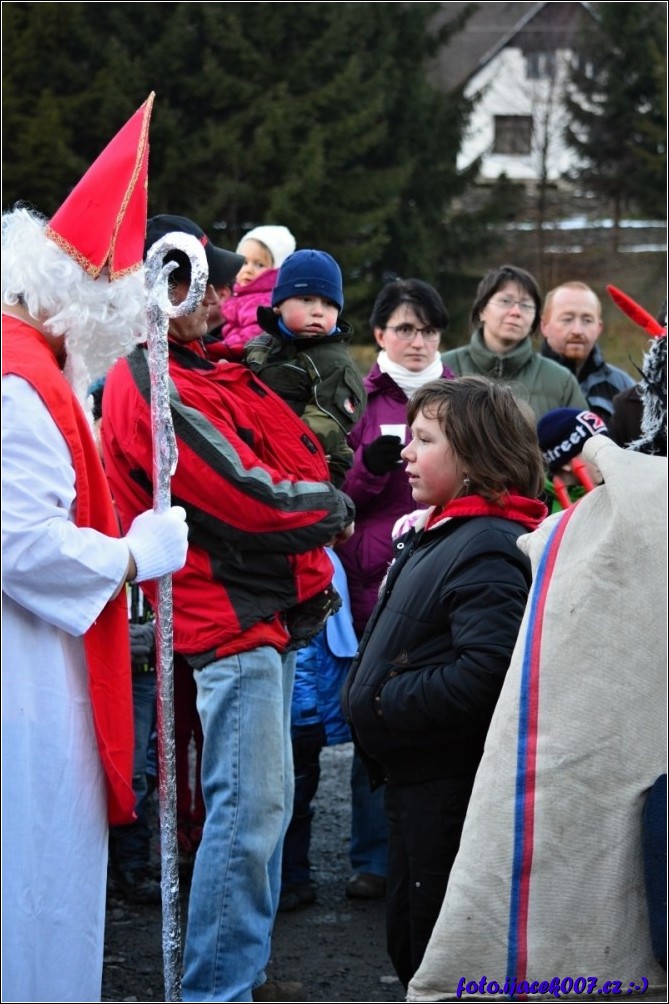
[342,513,533,788]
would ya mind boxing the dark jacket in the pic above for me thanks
[541,341,635,421]
[343,510,534,788]
[245,309,366,486]
[607,383,643,447]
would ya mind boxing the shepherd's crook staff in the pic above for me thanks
[144,233,208,1002]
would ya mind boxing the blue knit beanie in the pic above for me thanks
[537,408,609,472]
[272,249,344,311]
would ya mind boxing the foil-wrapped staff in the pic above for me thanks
[144,233,208,1002]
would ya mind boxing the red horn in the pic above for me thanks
[606,284,665,337]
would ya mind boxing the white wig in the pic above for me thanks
[2,205,147,401]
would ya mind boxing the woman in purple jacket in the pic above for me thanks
[337,278,454,637]
[336,278,453,900]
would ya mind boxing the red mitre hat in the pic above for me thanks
[45,92,155,281]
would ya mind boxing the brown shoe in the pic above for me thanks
[252,979,305,1001]
[345,872,386,900]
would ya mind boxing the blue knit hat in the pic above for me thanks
[272,249,344,311]
[537,408,609,472]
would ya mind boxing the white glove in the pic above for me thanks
[125,506,189,582]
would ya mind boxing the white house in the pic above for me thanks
[431,1,598,186]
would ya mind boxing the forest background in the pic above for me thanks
[2,1,666,374]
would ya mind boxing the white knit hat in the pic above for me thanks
[236,225,296,268]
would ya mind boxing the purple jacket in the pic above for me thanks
[335,360,454,637]
[220,268,278,360]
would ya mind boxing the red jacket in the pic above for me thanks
[102,340,354,663]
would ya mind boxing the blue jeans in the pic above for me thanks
[182,647,296,1002]
[109,670,156,871]
[350,746,388,877]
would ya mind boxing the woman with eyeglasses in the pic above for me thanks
[335,278,454,901]
[443,264,586,419]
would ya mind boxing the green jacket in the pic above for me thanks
[442,329,587,420]
[245,310,367,487]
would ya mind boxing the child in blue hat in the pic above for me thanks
[279,547,359,911]
[537,407,608,512]
[244,250,366,648]
[244,249,367,489]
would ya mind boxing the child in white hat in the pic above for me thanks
[216,224,296,359]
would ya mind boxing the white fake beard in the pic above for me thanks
[56,271,147,409]
[64,318,141,410]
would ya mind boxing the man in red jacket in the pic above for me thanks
[1,97,188,1003]
[102,214,354,1003]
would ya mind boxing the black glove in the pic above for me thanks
[292,721,328,753]
[362,435,403,475]
[129,621,155,663]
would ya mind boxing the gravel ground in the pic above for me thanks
[102,743,405,1003]
[103,743,666,1003]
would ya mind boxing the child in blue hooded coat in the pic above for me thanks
[279,548,358,910]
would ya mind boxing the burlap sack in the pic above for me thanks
[408,438,667,1001]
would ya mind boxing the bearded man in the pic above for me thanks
[540,281,635,421]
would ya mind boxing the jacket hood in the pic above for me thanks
[424,492,547,534]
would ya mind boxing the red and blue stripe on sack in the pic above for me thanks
[507,505,579,990]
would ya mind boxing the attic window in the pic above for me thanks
[493,115,533,155]
[526,51,555,79]
[571,51,596,78]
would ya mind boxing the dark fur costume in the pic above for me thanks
[606,286,666,458]
[629,334,667,456]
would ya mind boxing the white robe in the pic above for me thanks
[2,375,131,1003]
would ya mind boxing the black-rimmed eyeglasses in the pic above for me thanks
[488,296,535,314]
[384,324,441,342]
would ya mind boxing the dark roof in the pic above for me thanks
[429,1,597,91]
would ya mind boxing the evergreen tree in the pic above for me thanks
[134,2,482,318]
[564,1,667,242]
[2,2,159,213]
[2,1,484,327]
